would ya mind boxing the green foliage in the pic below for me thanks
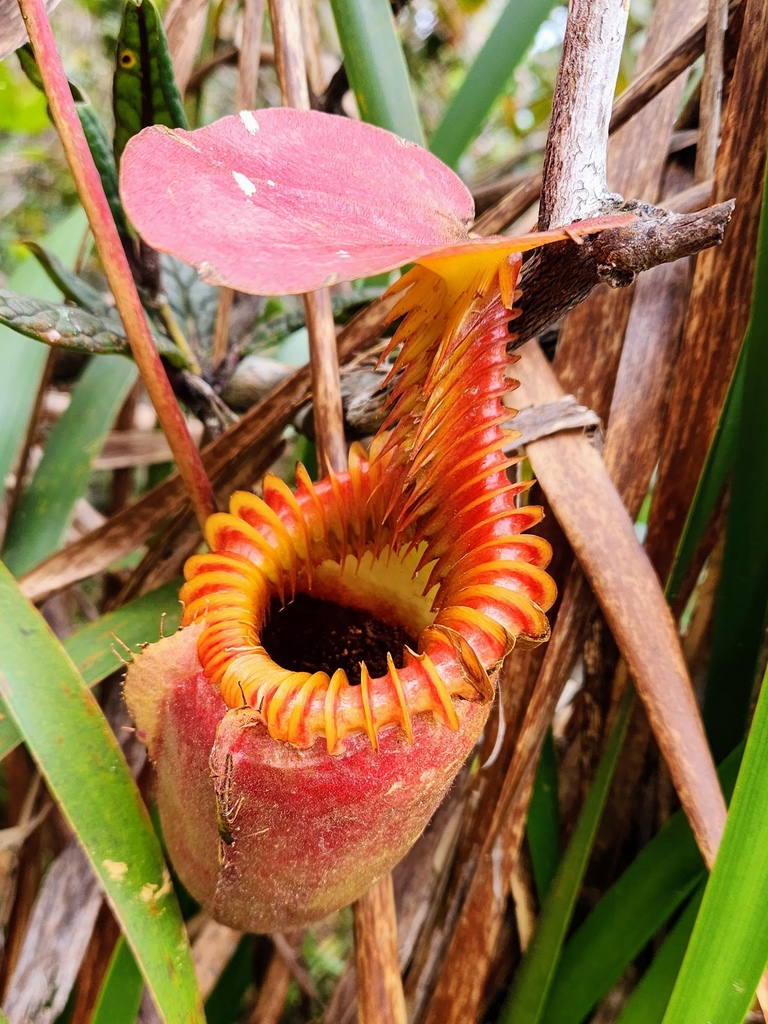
[430,0,556,167]
[329,0,424,143]
[0,209,87,495]
[2,354,139,575]
[499,689,633,1024]
[0,564,203,1023]
[662,666,768,1024]
[112,0,188,164]
[0,60,48,133]
[702,163,768,761]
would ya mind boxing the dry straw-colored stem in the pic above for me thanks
[268,0,346,477]
[212,0,266,368]
[354,875,407,1024]
[17,0,216,531]
[266,0,402,1017]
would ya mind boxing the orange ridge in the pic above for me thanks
[180,248,558,753]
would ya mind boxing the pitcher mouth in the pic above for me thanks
[180,253,557,755]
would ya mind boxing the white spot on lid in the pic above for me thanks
[232,170,257,197]
[239,110,260,135]
[336,249,351,258]
[266,179,276,187]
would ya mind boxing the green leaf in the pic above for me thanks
[0,581,182,761]
[430,0,556,168]
[2,355,139,577]
[662,666,768,1024]
[113,0,188,166]
[329,0,424,144]
[615,889,703,1024]
[0,289,189,365]
[159,252,218,358]
[498,687,634,1024]
[542,746,742,1024]
[526,728,560,902]
[0,563,203,1024]
[22,240,109,312]
[17,46,129,237]
[0,59,48,133]
[666,348,744,606]
[0,208,87,495]
[91,937,144,1024]
[702,162,768,761]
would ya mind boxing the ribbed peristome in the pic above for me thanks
[180,247,557,754]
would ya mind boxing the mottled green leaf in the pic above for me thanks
[113,0,188,165]
[0,288,189,365]
[23,240,108,312]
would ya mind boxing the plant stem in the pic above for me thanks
[18,0,216,530]
[539,0,629,227]
[267,0,346,475]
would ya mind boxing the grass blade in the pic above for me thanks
[0,564,202,1022]
[2,354,138,576]
[542,746,742,1024]
[666,347,744,607]
[616,889,703,1024]
[90,937,144,1024]
[702,163,768,761]
[526,728,560,902]
[329,0,424,143]
[0,580,182,761]
[498,687,633,1024]
[430,0,555,167]
[662,665,768,1024]
[0,208,87,493]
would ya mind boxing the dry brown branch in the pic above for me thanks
[647,0,768,582]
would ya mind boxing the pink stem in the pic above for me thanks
[18,0,216,530]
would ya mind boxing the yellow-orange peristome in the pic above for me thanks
[180,245,559,754]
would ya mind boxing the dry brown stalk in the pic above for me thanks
[162,0,209,95]
[646,0,768,583]
[212,0,267,369]
[267,0,402,1014]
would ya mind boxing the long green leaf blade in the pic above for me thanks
[498,688,633,1024]
[542,746,742,1024]
[91,937,144,1024]
[662,666,768,1024]
[329,0,424,144]
[0,564,203,1023]
[526,728,560,902]
[702,162,768,760]
[0,581,182,761]
[2,354,139,576]
[0,209,87,493]
[430,0,555,168]
[616,890,703,1024]
[666,347,744,607]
